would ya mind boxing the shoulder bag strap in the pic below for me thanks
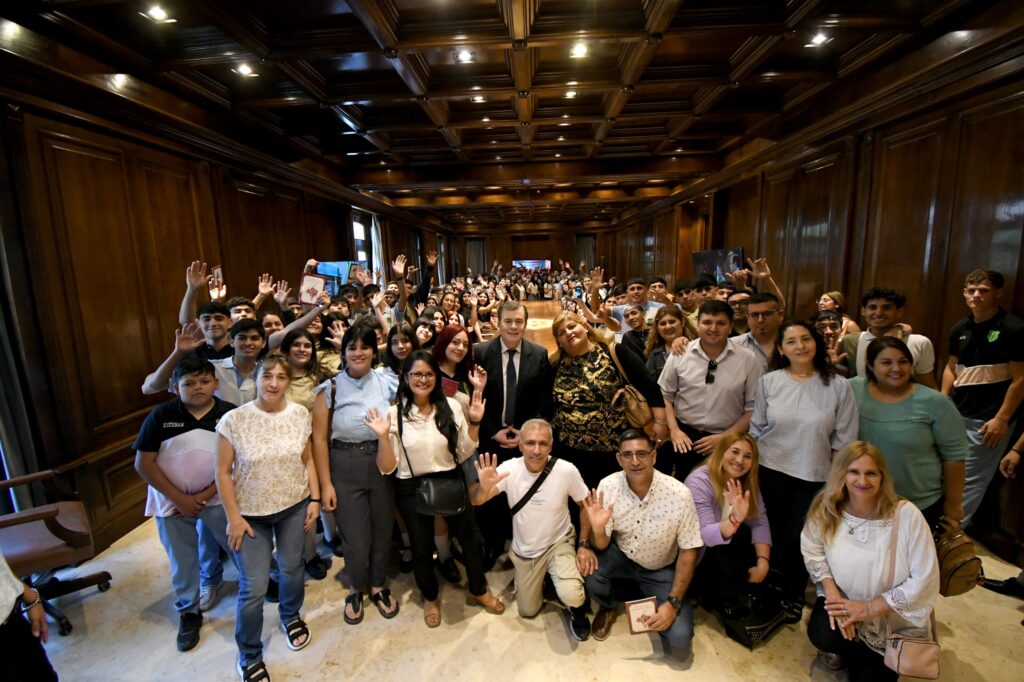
[328,379,337,435]
[607,342,628,383]
[884,501,904,637]
[395,406,417,478]
[509,456,559,516]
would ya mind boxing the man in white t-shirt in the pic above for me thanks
[470,419,593,641]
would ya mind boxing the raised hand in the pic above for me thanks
[746,257,771,281]
[304,258,319,273]
[257,273,274,296]
[352,266,372,286]
[583,489,613,529]
[392,254,407,278]
[827,346,849,366]
[324,320,346,349]
[474,452,509,491]
[362,407,391,439]
[724,268,751,290]
[591,266,605,290]
[725,478,751,522]
[316,291,330,308]
[175,322,204,353]
[469,294,479,306]
[467,366,488,391]
[185,261,210,291]
[467,386,486,425]
[426,250,438,267]
[369,291,386,310]
[273,280,291,308]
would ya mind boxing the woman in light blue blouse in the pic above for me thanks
[750,320,858,621]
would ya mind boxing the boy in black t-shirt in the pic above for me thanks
[134,355,237,652]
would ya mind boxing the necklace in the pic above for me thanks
[788,366,814,378]
[844,513,873,534]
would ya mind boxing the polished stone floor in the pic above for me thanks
[38,518,1024,682]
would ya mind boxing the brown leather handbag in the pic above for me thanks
[607,343,654,430]
[933,517,983,597]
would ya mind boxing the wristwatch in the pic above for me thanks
[578,540,592,550]
[666,595,684,611]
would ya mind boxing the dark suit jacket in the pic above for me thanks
[473,337,555,450]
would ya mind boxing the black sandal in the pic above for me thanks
[280,617,311,651]
[370,589,400,619]
[237,659,271,682]
[344,592,364,625]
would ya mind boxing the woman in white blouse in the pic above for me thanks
[801,441,939,682]
[364,349,504,628]
[216,354,321,682]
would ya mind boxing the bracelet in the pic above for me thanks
[309,498,321,504]
[19,589,41,613]
[728,513,740,527]
[756,556,769,564]
[1011,448,1022,454]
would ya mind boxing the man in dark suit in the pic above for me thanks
[473,300,555,567]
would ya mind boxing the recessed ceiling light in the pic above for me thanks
[455,49,476,63]
[564,90,577,99]
[486,185,500,190]
[380,160,387,165]
[570,42,587,59]
[471,85,481,91]
[495,155,502,160]
[805,32,832,47]
[675,147,684,152]
[472,95,486,103]
[481,116,490,122]
[491,140,497,144]
[567,80,578,86]
[557,135,565,141]
[345,152,360,156]
[555,153,561,158]
[562,113,570,119]
[140,5,176,23]
[232,63,259,77]
[558,122,570,127]
[442,187,456,191]
[110,73,129,90]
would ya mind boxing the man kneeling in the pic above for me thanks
[471,419,593,640]
[583,429,703,661]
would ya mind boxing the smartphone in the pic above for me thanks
[209,265,226,299]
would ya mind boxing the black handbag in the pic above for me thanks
[397,420,468,516]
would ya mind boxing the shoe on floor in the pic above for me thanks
[324,535,344,558]
[591,607,616,641]
[305,557,330,580]
[981,577,1024,600]
[177,612,202,652]
[567,606,591,641]
[199,582,224,612]
[265,578,280,603]
[436,557,461,584]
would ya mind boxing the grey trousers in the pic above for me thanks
[330,440,394,590]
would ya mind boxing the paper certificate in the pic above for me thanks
[625,597,658,634]
[298,273,327,306]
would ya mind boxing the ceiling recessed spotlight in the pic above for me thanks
[495,155,502,160]
[141,5,177,23]
[442,187,456,191]
[675,147,684,152]
[380,160,387,165]
[558,122,570,127]
[570,42,588,59]
[455,49,476,63]
[110,73,129,90]
[491,140,497,144]
[471,85,481,91]
[472,95,486,103]
[562,113,570,119]
[564,90,577,98]
[481,116,490,122]
[567,80,578,86]
[345,152,360,156]
[486,185,500,190]
[232,63,259,77]
[805,32,831,47]
[555,153,562,158]
[557,135,565,141]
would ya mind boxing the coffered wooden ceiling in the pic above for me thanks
[9,0,992,229]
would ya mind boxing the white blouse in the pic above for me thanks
[800,501,939,651]
[384,397,478,479]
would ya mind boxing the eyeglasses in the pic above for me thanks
[705,359,718,384]
[409,371,435,381]
[619,450,652,462]
[748,311,778,320]
[728,300,749,308]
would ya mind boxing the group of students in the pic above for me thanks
[7,253,1013,682]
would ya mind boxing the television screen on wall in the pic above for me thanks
[512,259,551,270]
[692,247,745,284]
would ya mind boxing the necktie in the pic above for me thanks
[504,348,518,427]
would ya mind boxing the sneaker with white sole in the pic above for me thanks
[199,581,224,612]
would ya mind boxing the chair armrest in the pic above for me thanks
[0,470,56,492]
[44,514,91,548]
[0,506,59,530]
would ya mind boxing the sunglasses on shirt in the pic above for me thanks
[705,359,718,384]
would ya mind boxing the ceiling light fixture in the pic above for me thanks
[558,122,570,127]
[567,80,578,86]
[481,116,490,122]
[472,95,486,103]
[495,155,502,160]
[675,147,684,152]
[570,42,588,59]
[557,136,565,141]
[555,153,562,158]
[805,32,831,47]
[232,63,259,77]
[564,90,577,98]
[141,5,177,23]
[455,49,476,63]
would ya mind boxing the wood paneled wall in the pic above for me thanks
[2,113,355,550]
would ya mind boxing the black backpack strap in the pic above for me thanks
[328,379,338,436]
[509,455,558,516]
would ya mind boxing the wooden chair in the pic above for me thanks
[0,470,112,635]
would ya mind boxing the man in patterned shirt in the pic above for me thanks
[581,429,703,660]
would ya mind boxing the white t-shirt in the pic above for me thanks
[854,331,935,378]
[497,457,589,559]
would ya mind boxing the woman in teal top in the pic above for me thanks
[850,337,969,528]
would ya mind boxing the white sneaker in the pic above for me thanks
[199,582,224,612]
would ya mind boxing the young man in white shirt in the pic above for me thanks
[471,419,593,640]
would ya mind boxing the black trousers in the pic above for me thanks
[473,440,514,558]
[807,598,898,682]
[759,465,823,603]
[673,423,714,481]
[395,476,489,602]
[557,445,620,534]
[693,524,758,609]
[1,605,58,681]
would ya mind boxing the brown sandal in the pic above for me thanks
[423,600,442,628]
[466,592,505,615]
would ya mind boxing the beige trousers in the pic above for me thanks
[509,528,585,617]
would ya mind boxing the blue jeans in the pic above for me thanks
[232,499,309,666]
[155,505,230,614]
[962,416,1015,525]
[197,517,224,588]
[585,541,694,660]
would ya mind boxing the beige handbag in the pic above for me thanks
[607,343,653,430]
[882,502,940,679]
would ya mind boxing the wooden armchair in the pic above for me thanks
[0,470,112,635]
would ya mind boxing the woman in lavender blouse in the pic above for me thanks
[685,433,771,612]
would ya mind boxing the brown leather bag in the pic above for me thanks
[607,343,654,430]
[933,517,983,597]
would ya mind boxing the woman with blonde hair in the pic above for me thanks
[685,433,771,611]
[549,311,668,489]
[801,441,938,681]
[817,291,861,337]
[643,305,696,381]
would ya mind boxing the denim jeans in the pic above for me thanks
[232,498,309,666]
[155,504,230,614]
[197,517,224,588]
[962,416,1015,525]
[585,541,694,660]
